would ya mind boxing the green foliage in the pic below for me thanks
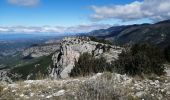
[164,45,170,62]
[113,43,165,76]
[0,52,24,68]
[10,54,53,80]
[89,36,113,45]
[95,44,111,53]
[70,53,111,77]
[70,43,165,77]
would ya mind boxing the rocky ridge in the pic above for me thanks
[23,43,60,58]
[49,37,122,79]
[87,19,170,47]
[0,37,122,82]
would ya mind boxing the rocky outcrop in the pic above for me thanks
[0,69,13,83]
[0,69,21,83]
[23,43,60,58]
[49,37,122,79]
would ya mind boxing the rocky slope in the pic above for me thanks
[23,43,60,58]
[49,37,122,79]
[0,72,170,100]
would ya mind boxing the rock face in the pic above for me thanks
[23,43,60,58]
[50,37,122,79]
[0,69,13,83]
[0,69,21,83]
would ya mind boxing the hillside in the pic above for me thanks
[88,20,170,47]
[0,34,63,68]
[0,37,122,81]
[0,37,170,100]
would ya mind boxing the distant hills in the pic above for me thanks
[0,34,64,68]
[87,19,170,48]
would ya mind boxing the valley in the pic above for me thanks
[1,0,170,99]
[0,20,170,100]
[0,34,64,68]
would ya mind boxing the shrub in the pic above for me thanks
[164,45,170,62]
[70,53,112,77]
[76,76,120,100]
[89,36,113,45]
[113,43,165,76]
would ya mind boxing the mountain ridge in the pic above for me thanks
[87,19,170,47]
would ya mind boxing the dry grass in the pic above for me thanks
[0,72,170,100]
[0,84,4,96]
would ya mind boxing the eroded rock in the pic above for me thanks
[49,37,122,79]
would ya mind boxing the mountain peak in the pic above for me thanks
[156,19,170,24]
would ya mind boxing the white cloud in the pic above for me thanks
[91,0,170,22]
[66,24,111,33]
[0,28,10,32]
[8,0,40,6]
[0,24,111,34]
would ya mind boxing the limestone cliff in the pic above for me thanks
[49,37,122,79]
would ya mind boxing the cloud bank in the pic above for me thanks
[8,0,40,6]
[91,0,170,22]
[0,24,111,34]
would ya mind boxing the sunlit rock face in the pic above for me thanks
[50,37,122,79]
[23,43,60,58]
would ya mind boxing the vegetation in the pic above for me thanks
[89,36,113,45]
[113,43,165,76]
[76,73,120,100]
[164,45,170,62]
[0,52,24,68]
[70,53,111,77]
[95,44,112,53]
[70,43,165,77]
[10,54,53,80]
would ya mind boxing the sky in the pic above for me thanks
[0,0,170,34]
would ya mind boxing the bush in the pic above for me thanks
[76,73,120,100]
[113,43,165,76]
[164,45,170,62]
[89,36,113,45]
[70,53,112,77]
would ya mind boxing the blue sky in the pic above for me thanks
[0,0,170,33]
[0,0,144,26]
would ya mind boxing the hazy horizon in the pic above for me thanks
[1,0,170,34]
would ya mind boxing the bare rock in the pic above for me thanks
[23,43,60,58]
[49,37,122,79]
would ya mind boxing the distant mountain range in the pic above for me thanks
[87,19,170,48]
